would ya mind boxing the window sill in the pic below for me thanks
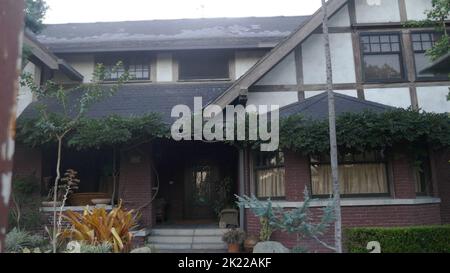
[245,197,441,208]
[40,205,114,212]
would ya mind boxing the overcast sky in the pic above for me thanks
[44,0,323,24]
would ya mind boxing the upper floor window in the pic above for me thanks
[178,51,230,81]
[310,151,389,197]
[254,151,285,199]
[98,55,151,81]
[360,33,404,83]
[412,32,448,81]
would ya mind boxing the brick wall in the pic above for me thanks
[245,149,444,252]
[246,203,441,252]
[434,149,450,223]
[119,145,154,228]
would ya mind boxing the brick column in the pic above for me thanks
[433,148,450,223]
[391,150,416,199]
[284,151,310,201]
[119,145,154,227]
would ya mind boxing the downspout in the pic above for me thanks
[238,148,245,230]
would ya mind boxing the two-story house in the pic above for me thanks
[15,0,450,252]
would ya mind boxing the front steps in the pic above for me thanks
[147,228,228,253]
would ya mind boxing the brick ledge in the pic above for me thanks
[247,197,441,208]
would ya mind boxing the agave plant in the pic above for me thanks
[60,200,139,253]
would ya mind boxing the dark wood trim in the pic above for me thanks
[401,29,416,83]
[351,31,363,89]
[357,89,365,99]
[398,0,408,23]
[348,0,356,26]
[294,45,305,101]
[313,26,353,34]
[249,81,450,93]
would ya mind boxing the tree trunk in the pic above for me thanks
[321,0,342,253]
[0,0,24,253]
[52,136,63,253]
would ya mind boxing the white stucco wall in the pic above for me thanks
[405,0,432,21]
[355,0,401,23]
[305,90,358,99]
[364,88,411,108]
[255,52,297,86]
[417,86,450,113]
[17,62,40,116]
[302,33,356,85]
[247,92,299,113]
[63,54,95,83]
[235,51,265,79]
[156,53,173,82]
[329,4,351,27]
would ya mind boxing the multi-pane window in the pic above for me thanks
[310,151,389,197]
[361,33,404,82]
[254,151,285,198]
[99,55,151,81]
[412,32,448,80]
[178,51,230,81]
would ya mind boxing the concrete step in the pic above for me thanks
[152,243,193,250]
[151,229,195,236]
[192,243,227,250]
[148,236,193,244]
[193,236,224,244]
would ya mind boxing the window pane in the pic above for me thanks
[390,43,400,52]
[179,51,229,80]
[363,54,402,81]
[311,163,388,195]
[370,44,381,52]
[256,168,285,198]
[414,52,449,79]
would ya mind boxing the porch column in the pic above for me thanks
[119,144,155,227]
[238,148,245,229]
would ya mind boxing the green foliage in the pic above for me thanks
[237,188,335,251]
[25,0,48,34]
[345,226,450,253]
[79,242,113,253]
[9,176,43,231]
[222,228,246,244]
[5,228,47,253]
[279,109,450,155]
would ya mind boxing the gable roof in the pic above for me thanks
[279,92,393,120]
[25,30,84,81]
[37,16,310,53]
[211,0,348,108]
[20,83,232,124]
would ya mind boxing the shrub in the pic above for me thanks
[345,226,450,253]
[80,242,113,253]
[5,228,47,253]
[60,200,139,253]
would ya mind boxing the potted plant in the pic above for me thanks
[222,228,246,253]
[244,234,260,253]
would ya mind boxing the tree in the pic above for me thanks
[321,0,342,253]
[20,63,129,253]
[24,0,48,34]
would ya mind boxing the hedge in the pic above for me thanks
[345,226,450,253]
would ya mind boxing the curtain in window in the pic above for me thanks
[256,167,285,198]
[311,163,388,195]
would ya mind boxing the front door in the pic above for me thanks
[184,162,220,220]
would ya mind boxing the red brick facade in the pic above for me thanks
[118,145,154,227]
[244,149,447,252]
[13,144,42,180]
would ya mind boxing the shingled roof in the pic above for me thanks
[20,83,232,124]
[280,92,393,119]
[38,16,310,53]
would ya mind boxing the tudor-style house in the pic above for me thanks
[15,0,450,252]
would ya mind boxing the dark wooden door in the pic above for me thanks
[184,162,220,220]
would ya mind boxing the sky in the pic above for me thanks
[44,0,323,24]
